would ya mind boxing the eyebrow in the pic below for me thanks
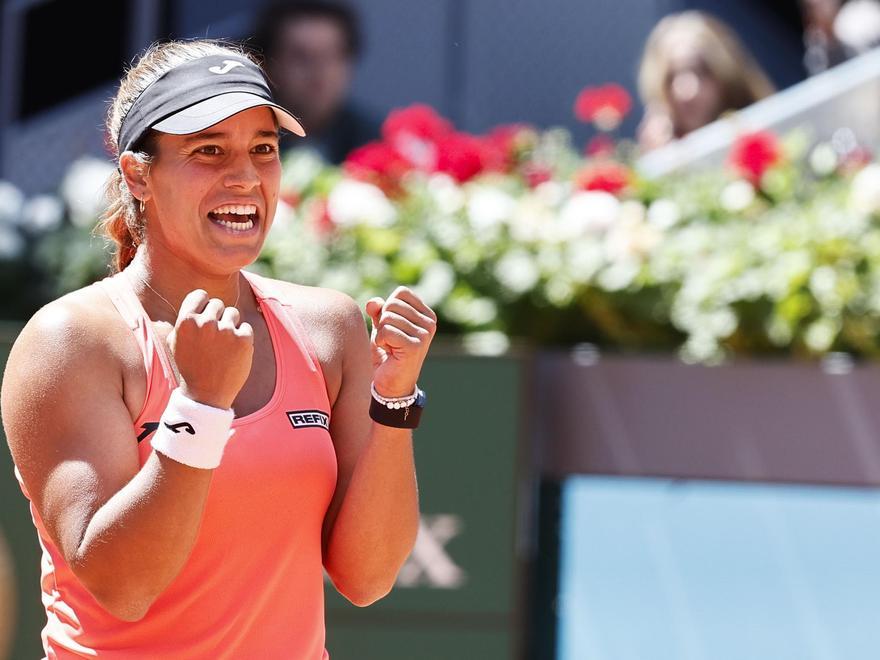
[181,129,279,145]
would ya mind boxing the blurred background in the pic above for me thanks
[5,0,880,658]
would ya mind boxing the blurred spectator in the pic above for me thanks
[249,1,380,163]
[801,0,880,75]
[637,11,775,152]
[801,0,849,73]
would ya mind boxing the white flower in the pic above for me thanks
[0,181,25,227]
[281,148,326,192]
[804,318,840,352]
[763,250,811,300]
[494,249,540,295]
[618,200,646,225]
[706,307,738,337]
[413,260,456,307]
[319,264,362,293]
[850,163,880,216]
[809,265,842,309]
[466,187,516,233]
[533,180,567,207]
[556,191,620,240]
[719,179,755,213]
[427,174,465,214]
[267,230,326,285]
[809,143,838,177]
[269,198,298,235]
[544,276,576,306]
[358,254,391,281]
[604,216,661,262]
[511,195,555,243]
[536,244,564,277]
[565,240,605,283]
[679,331,724,364]
[60,157,114,228]
[647,198,681,230]
[21,195,64,233]
[597,259,640,291]
[428,214,466,251]
[327,180,396,228]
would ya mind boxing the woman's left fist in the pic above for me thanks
[365,286,437,397]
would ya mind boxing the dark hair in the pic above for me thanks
[249,1,362,62]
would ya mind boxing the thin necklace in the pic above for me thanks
[131,272,241,317]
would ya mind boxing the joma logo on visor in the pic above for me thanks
[287,410,330,431]
[209,60,245,75]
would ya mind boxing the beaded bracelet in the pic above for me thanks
[370,382,419,409]
[369,386,427,429]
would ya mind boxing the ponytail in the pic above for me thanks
[96,168,142,272]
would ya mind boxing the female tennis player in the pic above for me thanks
[1,39,433,658]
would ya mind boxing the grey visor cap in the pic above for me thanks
[152,91,306,137]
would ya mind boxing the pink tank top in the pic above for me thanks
[15,269,337,658]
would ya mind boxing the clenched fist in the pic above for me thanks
[365,286,437,398]
[167,289,254,410]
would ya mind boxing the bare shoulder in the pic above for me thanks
[254,275,365,342]
[7,283,130,370]
[260,276,360,320]
[2,284,134,431]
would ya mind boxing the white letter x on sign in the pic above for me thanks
[397,514,466,589]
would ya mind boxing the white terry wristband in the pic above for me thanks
[150,388,235,470]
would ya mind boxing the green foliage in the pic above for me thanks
[33,130,880,363]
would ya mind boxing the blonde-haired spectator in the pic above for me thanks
[637,11,776,151]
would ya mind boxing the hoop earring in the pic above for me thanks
[139,199,145,214]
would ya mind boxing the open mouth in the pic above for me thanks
[207,204,259,232]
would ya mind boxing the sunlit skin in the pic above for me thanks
[121,106,282,317]
[266,17,353,133]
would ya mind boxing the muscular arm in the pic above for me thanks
[320,295,420,607]
[1,295,238,621]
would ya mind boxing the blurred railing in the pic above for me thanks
[639,47,880,177]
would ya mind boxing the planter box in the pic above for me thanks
[535,349,880,487]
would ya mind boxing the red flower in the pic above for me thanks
[574,162,631,195]
[585,134,616,158]
[382,104,453,170]
[383,104,453,142]
[574,84,632,131]
[522,163,553,188]
[482,124,534,172]
[436,132,487,183]
[840,146,873,174]
[728,131,782,185]
[344,141,411,195]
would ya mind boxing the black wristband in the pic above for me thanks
[369,389,426,429]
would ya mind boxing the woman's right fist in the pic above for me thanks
[166,289,254,410]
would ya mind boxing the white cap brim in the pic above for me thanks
[152,92,306,137]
